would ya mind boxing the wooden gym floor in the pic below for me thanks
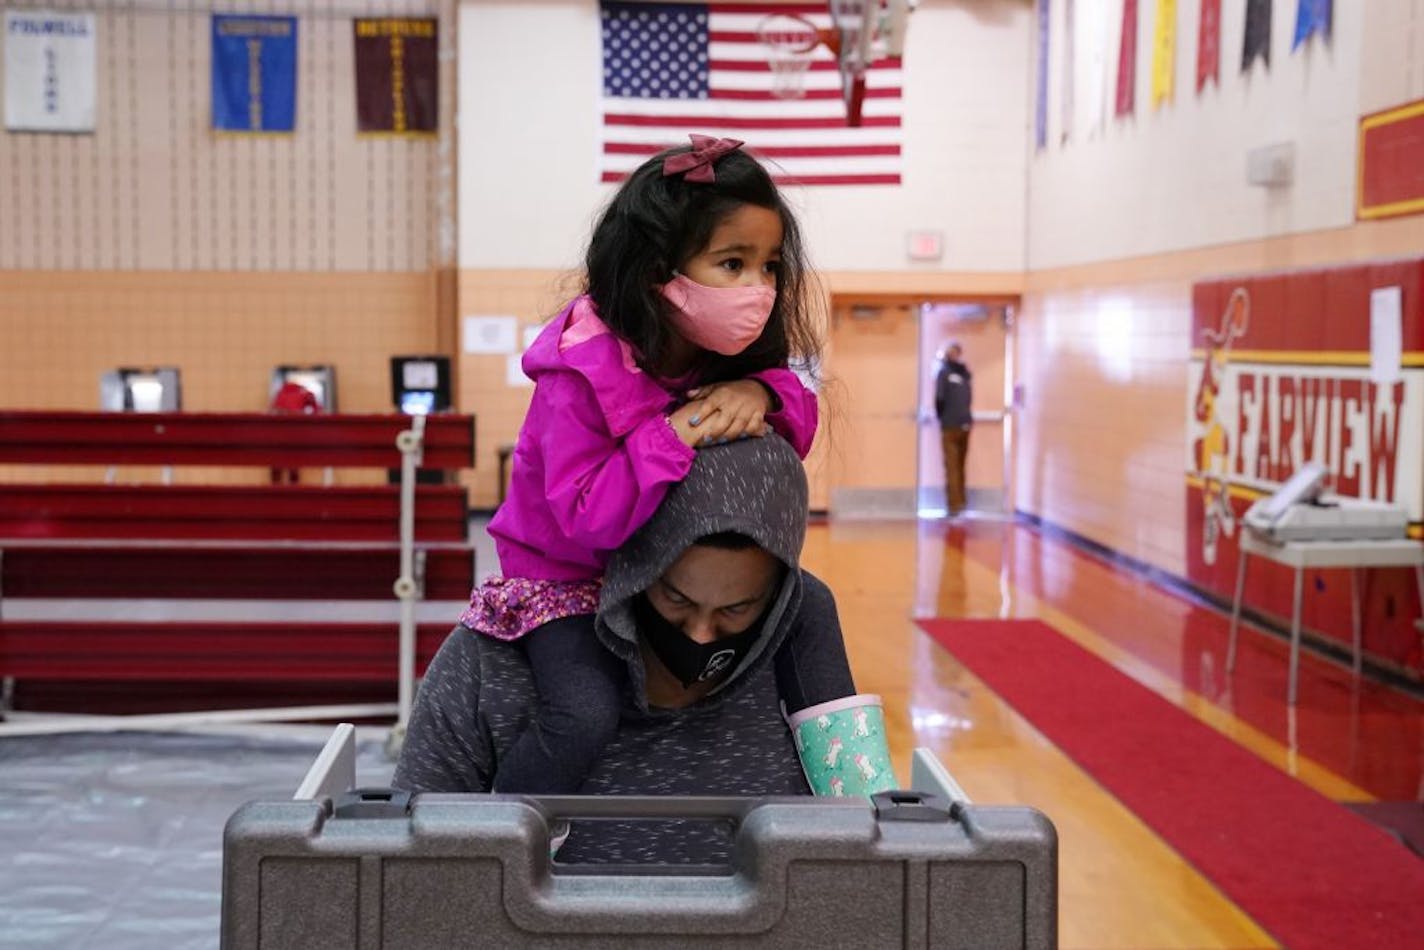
[802,516,1422,950]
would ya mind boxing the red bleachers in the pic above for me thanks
[0,622,453,681]
[0,410,476,725]
[0,484,470,541]
[0,410,475,468]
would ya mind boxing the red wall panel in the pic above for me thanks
[1186,259,1424,674]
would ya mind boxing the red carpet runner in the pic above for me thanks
[916,618,1424,949]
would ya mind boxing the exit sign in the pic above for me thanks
[906,230,944,262]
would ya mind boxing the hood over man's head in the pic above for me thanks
[596,434,809,706]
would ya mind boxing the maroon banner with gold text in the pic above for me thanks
[354,17,437,135]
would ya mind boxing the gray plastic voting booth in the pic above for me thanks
[222,725,1057,948]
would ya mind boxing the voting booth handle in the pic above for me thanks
[332,787,414,820]
[871,789,957,822]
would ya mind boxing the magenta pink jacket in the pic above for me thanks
[488,295,818,582]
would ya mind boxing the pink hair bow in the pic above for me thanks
[661,134,745,183]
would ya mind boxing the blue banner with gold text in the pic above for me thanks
[211,15,296,132]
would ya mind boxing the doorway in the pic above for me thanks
[820,297,1014,519]
[916,302,1012,517]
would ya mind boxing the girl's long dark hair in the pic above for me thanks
[584,143,821,384]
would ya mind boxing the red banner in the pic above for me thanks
[1115,0,1138,117]
[1197,0,1221,92]
[1357,98,1424,220]
[1186,260,1424,671]
[353,17,438,135]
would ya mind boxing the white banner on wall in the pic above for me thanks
[4,10,97,133]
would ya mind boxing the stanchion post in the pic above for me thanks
[388,415,426,758]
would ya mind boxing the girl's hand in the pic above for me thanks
[682,380,773,446]
[666,401,708,449]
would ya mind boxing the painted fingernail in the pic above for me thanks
[690,414,701,426]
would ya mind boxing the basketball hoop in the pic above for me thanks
[758,13,820,100]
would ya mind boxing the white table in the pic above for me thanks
[1227,533,1424,704]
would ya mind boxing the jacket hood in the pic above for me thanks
[521,296,673,438]
[596,434,809,710]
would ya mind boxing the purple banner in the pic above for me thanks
[1035,0,1049,149]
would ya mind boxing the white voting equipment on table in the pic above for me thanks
[1243,461,1408,544]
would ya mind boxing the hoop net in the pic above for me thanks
[758,14,820,100]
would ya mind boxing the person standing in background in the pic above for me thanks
[934,342,973,516]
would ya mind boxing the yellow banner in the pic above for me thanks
[1151,0,1176,108]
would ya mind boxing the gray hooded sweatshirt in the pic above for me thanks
[392,435,837,864]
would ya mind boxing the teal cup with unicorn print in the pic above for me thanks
[787,694,897,798]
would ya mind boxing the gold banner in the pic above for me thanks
[1151,0,1176,108]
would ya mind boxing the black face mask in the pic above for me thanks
[633,593,767,689]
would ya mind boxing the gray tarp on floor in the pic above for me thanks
[0,729,393,950]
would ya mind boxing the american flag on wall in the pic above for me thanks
[599,1,903,186]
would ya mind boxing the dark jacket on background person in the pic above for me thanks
[392,435,840,865]
[934,358,973,430]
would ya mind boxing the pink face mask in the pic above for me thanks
[657,273,776,356]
